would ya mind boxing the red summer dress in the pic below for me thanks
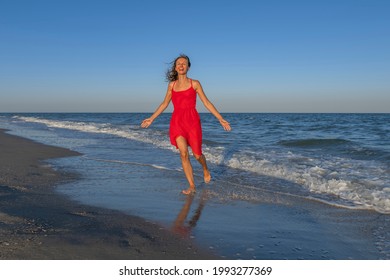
[169,79,203,156]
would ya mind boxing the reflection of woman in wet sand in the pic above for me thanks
[172,190,208,237]
[141,55,231,195]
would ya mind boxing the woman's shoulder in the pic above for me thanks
[190,78,201,87]
[190,79,203,91]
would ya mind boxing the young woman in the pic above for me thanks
[141,54,231,195]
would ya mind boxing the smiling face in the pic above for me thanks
[175,57,190,75]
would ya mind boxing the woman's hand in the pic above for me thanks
[219,119,231,131]
[141,118,153,128]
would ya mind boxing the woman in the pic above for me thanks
[141,54,231,195]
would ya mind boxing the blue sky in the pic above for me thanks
[1,0,389,113]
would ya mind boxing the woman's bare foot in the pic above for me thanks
[204,170,211,184]
[182,187,196,195]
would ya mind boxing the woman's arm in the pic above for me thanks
[141,82,173,128]
[193,80,231,131]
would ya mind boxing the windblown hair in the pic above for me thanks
[165,54,191,82]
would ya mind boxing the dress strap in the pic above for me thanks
[172,81,177,91]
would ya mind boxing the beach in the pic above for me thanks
[0,129,215,259]
[0,113,389,260]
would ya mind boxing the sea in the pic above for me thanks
[1,113,389,258]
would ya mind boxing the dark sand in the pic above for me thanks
[0,129,215,259]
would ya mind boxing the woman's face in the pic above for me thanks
[175,58,189,75]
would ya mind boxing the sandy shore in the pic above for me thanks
[0,129,215,259]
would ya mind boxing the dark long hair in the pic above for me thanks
[165,54,191,82]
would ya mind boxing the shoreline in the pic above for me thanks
[0,129,216,259]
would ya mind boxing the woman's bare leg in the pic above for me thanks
[195,154,211,183]
[176,136,196,194]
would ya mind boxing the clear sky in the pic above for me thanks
[1,0,389,113]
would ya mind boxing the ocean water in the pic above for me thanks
[1,113,389,259]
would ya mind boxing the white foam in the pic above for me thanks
[14,116,174,150]
[14,116,227,162]
[226,151,390,214]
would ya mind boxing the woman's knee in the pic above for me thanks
[180,150,190,160]
[193,153,202,161]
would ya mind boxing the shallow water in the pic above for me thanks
[2,113,389,213]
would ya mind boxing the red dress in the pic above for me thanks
[170,79,203,156]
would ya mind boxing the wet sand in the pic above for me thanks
[0,129,215,259]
